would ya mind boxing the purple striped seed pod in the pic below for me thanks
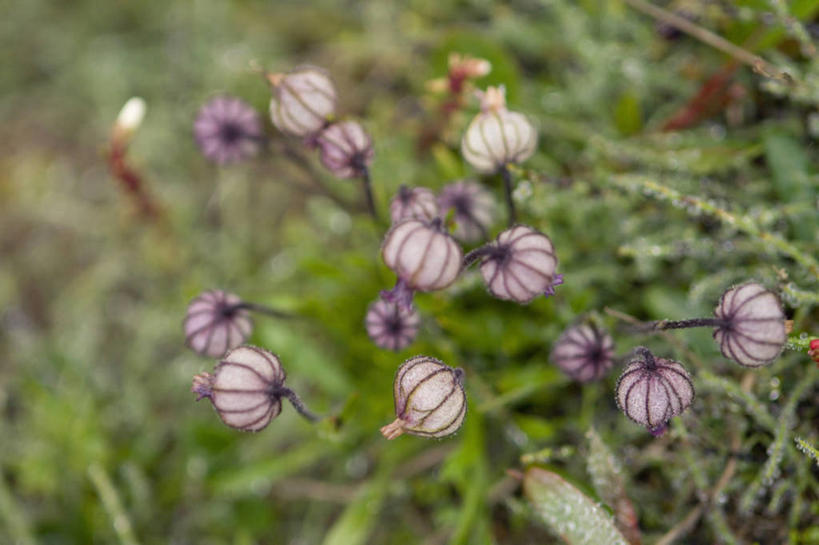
[713,282,786,368]
[616,348,694,436]
[438,180,496,242]
[268,66,337,138]
[184,290,253,358]
[380,356,466,439]
[315,121,374,179]
[460,86,537,174]
[551,323,615,382]
[381,218,463,293]
[192,345,285,432]
[194,96,263,165]
[365,298,421,351]
[390,186,439,224]
[476,225,558,304]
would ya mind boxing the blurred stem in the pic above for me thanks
[765,0,817,58]
[782,282,819,306]
[0,473,36,545]
[622,0,793,83]
[231,301,299,320]
[609,175,819,280]
[500,165,517,226]
[277,141,359,212]
[277,387,320,422]
[360,166,379,221]
[88,464,140,545]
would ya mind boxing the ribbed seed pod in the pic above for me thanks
[438,180,496,242]
[184,290,253,358]
[551,323,615,382]
[460,86,537,174]
[315,121,374,179]
[381,356,467,439]
[194,96,263,164]
[476,225,558,304]
[615,348,694,435]
[381,219,463,292]
[713,282,786,367]
[390,186,439,224]
[268,66,337,138]
[192,345,285,432]
[365,298,421,351]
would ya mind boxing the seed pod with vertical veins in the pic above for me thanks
[184,290,253,358]
[365,298,421,351]
[380,356,467,439]
[551,323,615,382]
[390,186,439,224]
[268,66,337,138]
[438,180,496,242]
[315,121,374,179]
[381,218,463,293]
[713,282,786,367]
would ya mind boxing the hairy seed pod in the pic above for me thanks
[551,323,615,382]
[616,348,694,435]
[365,298,420,351]
[193,345,285,432]
[460,86,537,174]
[438,180,496,242]
[476,225,558,304]
[316,121,374,179]
[713,282,786,367]
[184,290,253,358]
[268,66,337,138]
[381,219,463,293]
[390,186,439,224]
[194,96,263,164]
[381,356,466,439]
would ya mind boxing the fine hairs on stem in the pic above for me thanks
[500,165,516,225]
[276,386,320,422]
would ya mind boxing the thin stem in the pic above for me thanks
[277,386,320,422]
[463,245,492,268]
[499,165,516,226]
[87,464,140,545]
[360,166,379,221]
[654,317,726,330]
[633,346,656,369]
[230,301,299,320]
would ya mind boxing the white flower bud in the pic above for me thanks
[381,219,463,292]
[381,356,466,439]
[713,282,786,367]
[390,186,440,224]
[115,97,147,137]
[269,66,337,138]
[460,86,537,173]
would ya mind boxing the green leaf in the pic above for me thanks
[613,92,642,136]
[523,467,629,545]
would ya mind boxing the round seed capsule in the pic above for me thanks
[184,290,253,358]
[390,186,439,224]
[713,282,786,368]
[194,96,263,165]
[268,66,337,138]
[477,225,558,304]
[381,219,463,293]
[615,348,694,435]
[315,121,374,179]
[551,323,615,382]
[460,86,537,174]
[380,356,467,439]
[365,298,420,351]
[194,345,285,432]
[437,180,496,242]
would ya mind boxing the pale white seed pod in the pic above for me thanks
[390,186,440,224]
[713,282,786,367]
[478,225,558,304]
[381,219,463,292]
[316,121,374,179]
[184,290,253,358]
[551,323,615,382]
[616,349,694,435]
[269,66,337,138]
[438,180,496,242]
[381,355,466,439]
[460,87,537,173]
[207,346,285,432]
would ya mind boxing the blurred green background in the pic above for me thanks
[1,0,818,544]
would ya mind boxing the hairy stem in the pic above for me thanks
[277,387,320,422]
[360,166,379,221]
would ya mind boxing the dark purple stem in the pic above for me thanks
[463,245,494,268]
[380,279,416,310]
[500,165,516,226]
[226,302,298,319]
[634,346,657,370]
[360,166,379,221]
[653,317,727,330]
[275,386,320,422]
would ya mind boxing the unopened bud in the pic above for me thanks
[365,298,420,351]
[269,66,337,138]
[316,121,374,179]
[184,290,253,358]
[114,97,146,139]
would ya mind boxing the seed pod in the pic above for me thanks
[268,66,337,138]
[713,282,786,367]
[476,225,558,304]
[615,348,694,435]
[438,180,496,242]
[184,290,253,358]
[551,323,615,382]
[194,96,263,164]
[380,356,466,439]
[460,86,537,174]
[193,345,285,432]
[315,121,374,179]
[365,298,420,351]
[381,219,463,293]
[390,186,439,224]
